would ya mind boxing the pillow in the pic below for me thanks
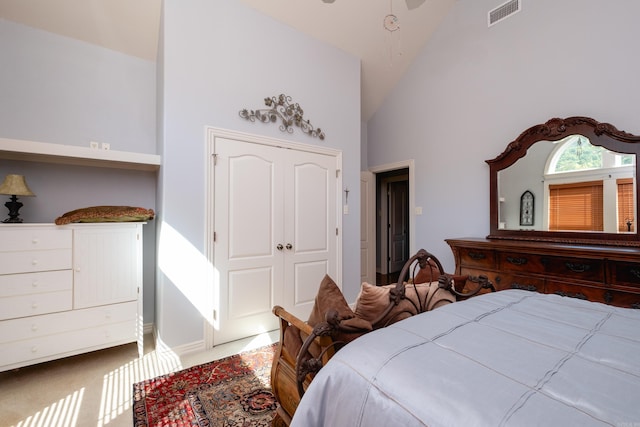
[355,280,455,328]
[55,206,155,225]
[295,275,372,358]
[354,282,397,324]
[308,274,372,336]
[413,258,442,284]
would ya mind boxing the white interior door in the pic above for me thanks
[213,138,283,345]
[212,135,338,345]
[282,150,337,320]
[360,171,375,284]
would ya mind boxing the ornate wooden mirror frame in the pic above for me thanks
[486,116,640,246]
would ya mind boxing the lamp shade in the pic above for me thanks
[0,175,35,196]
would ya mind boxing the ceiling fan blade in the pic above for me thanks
[405,0,426,10]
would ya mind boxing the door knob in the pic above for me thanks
[276,244,284,251]
[286,243,293,250]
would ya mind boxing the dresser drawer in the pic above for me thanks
[539,256,604,283]
[498,252,546,273]
[0,319,136,370]
[0,227,72,252]
[495,273,544,293]
[0,270,72,298]
[546,280,640,307]
[458,247,496,269]
[0,290,72,320]
[0,249,72,274]
[0,301,137,343]
[608,261,640,289]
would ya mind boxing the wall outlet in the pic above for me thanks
[90,141,99,149]
[101,142,110,150]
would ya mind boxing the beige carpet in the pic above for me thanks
[0,332,278,427]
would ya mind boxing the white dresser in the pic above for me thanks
[0,223,143,371]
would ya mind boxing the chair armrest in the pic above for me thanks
[273,305,313,336]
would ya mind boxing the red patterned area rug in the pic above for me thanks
[132,343,278,426]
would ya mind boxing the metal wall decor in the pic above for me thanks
[239,94,325,140]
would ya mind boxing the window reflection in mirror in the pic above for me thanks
[498,134,636,233]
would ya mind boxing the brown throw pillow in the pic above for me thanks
[354,282,395,324]
[307,274,372,346]
[355,280,455,328]
[414,259,442,284]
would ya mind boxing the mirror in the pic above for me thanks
[487,117,640,246]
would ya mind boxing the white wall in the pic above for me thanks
[156,0,361,349]
[367,0,640,271]
[0,19,158,324]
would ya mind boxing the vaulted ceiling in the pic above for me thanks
[0,0,455,121]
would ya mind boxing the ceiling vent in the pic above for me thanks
[488,0,520,27]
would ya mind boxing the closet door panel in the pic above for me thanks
[283,150,337,319]
[213,138,283,345]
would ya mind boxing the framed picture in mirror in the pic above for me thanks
[520,190,534,226]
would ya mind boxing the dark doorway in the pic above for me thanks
[376,168,409,284]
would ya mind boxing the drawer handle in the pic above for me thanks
[604,291,613,304]
[31,259,39,266]
[555,291,587,300]
[468,252,486,260]
[31,346,38,353]
[565,262,591,273]
[32,238,39,245]
[506,256,528,266]
[31,303,38,309]
[630,268,640,280]
[31,324,38,332]
[511,283,537,292]
[32,281,39,288]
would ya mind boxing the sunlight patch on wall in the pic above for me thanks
[158,221,213,321]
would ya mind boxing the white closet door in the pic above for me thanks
[213,137,338,345]
[282,150,337,320]
[213,138,284,345]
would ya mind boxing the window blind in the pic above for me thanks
[617,178,635,232]
[549,181,603,231]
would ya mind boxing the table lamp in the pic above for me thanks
[0,174,35,223]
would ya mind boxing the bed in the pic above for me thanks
[290,289,640,426]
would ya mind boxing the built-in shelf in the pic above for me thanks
[0,138,161,171]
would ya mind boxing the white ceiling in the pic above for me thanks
[0,0,455,121]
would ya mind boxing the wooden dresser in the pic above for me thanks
[446,238,640,308]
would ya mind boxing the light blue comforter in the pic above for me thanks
[291,290,640,426]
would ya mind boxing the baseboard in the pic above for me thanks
[143,322,153,335]
[153,331,205,357]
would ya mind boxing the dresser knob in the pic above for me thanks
[32,260,39,266]
[31,346,38,353]
[31,303,38,309]
[32,238,39,245]
[32,281,39,288]
[31,324,38,332]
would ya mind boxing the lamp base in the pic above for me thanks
[4,195,24,223]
